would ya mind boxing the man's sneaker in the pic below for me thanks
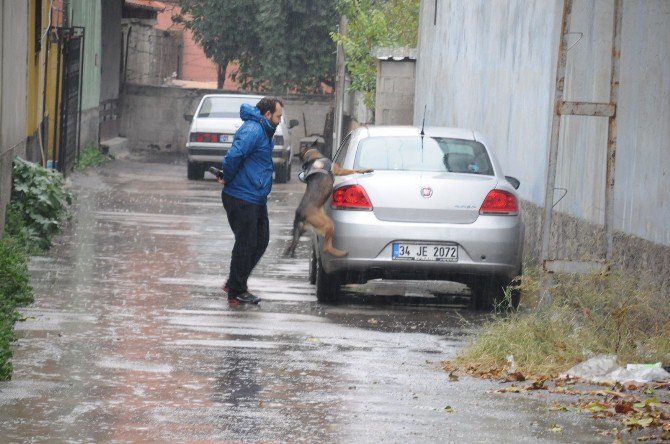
[230,292,261,304]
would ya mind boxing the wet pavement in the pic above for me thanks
[0,154,615,442]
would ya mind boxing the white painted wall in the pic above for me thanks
[414,0,670,246]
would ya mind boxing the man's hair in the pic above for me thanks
[256,97,283,116]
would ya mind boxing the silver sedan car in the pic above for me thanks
[309,126,523,309]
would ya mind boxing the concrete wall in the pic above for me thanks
[119,84,333,155]
[375,60,416,125]
[121,19,181,87]
[414,0,670,280]
[0,0,28,236]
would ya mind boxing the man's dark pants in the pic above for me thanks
[222,192,269,297]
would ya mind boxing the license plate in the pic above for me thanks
[219,134,230,143]
[392,243,458,262]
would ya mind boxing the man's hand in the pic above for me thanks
[356,168,374,174]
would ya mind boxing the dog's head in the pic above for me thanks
[300,138,322,163]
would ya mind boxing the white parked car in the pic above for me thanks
[309,126,524,309]
[185,94,299,182]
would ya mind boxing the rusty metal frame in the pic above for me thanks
[539,0,622,310]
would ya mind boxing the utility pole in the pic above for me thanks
[333,15,347,154]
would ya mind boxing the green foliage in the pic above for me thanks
[75,144,109,171]
[332,0,420,108]
[0,235,33,380]
[5,157,73,251]
[176,0,337,93]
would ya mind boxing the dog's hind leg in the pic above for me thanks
[307,208,347,258]
[283,210,306,258]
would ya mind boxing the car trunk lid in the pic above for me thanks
[345,171,497,224]
[192,117,242,136]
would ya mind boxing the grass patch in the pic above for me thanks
[456,267,670,377]
[75,144,109,171]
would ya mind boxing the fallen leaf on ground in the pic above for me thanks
[505,371,526,382]
[623,416,653,429]
[615,401,634,414]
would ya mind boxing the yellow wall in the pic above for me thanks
[26,0,64,164]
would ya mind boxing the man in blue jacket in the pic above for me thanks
[218,97,283,304]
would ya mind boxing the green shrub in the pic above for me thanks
[5,157,73,251]
[75,144,109,171]
[0,235,33,380]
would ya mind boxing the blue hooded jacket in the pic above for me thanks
[221,103,276,205]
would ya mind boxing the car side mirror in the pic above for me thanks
[289,119,299,129]
[505,176,520,189]
[183,114,193,123]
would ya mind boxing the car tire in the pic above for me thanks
[286,156,292,182]
[470,276,520,311]
[275,160,288,183]
[308,247,317,285]
[315,256,340,303]
[187,161,204,180]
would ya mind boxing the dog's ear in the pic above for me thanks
[300,138,320,161]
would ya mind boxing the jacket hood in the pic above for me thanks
[240,103,276,137]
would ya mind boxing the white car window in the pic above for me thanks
[197,97,259,118]
[355,136,493,175]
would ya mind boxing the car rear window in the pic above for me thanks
[197,97,259,118]
[355,136,494,175]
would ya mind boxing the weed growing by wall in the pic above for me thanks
[5,157,73,251]
[457,267,670,376]
[1,157,72,380]
[75,144,109,171]
[0,236,33,380]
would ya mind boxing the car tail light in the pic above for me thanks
[331,185,373,210]
[190,132,220,143]
[274,135,284,145]
[479,189,518,215]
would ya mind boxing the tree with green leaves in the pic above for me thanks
[175,0,337,93]
[174,0,260,89]
[332,0,420,108]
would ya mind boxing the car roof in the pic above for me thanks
[359,125,478,141]
[201,94,263,100]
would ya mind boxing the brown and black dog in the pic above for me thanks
[283,141,373,258]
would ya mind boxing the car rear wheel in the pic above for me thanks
[275,160,288,183]
[187,161,204,180]
[469,277,520,311]
[315,256,340,303]
[286,157,292,181]
[308,247,317,285]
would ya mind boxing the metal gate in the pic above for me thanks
[57,27,84,175]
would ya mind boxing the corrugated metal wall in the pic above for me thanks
[414,0,670,247]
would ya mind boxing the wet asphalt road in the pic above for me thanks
[0,155,613,442]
